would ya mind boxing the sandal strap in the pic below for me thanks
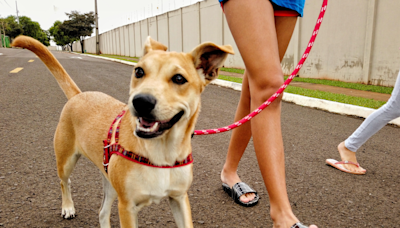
[290,222,308,228]
[335,160,360,167]
[232,182,257,197]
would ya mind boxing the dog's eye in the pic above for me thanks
[135,67,145,78]
[172,74,187,85]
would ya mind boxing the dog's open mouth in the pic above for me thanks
[135,111,185,138]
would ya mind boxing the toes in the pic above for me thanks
[357,168,366,173]
[355,167,366,173]
[239,193,256,203]
[61,207,76,219]
[246,192,256,200]
[239,195,250,203]
[344,165,366,174]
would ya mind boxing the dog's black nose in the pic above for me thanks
[132,94,157,116]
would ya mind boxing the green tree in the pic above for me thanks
[49,20,75,51]
[62,11,95,53]
[0,15,49,46]
[0,16,23,39]
[19,16,49,46]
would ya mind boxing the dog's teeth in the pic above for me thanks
[137,121,159,133]
[149,122,159,132]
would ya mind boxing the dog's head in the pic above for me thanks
[128,37,233,139]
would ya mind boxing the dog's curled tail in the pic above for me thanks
[12,35,81,100]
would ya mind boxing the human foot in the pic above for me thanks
[273,219,318,228]
[289,223,318,228]
[326,142,366,174]
[221,168,257,203]
[222,182,259,207]
[271,211,318,228]
[337,141,366,173]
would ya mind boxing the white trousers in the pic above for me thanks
[345,71,400,152]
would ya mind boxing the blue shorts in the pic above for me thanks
[219,0,305,17]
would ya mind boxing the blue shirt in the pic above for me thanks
[271,0,305,17]
[218,0,305,17]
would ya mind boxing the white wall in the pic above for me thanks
[149,17,158,41]
[134,22,142,57]
[182,3,200,53]
[199,1,223,45]
[79,0,400,87]
[157,14,169,50]
[168,9,183,52]
[119,27,125,56]
[140,19,149,49]
[128,24,135,57]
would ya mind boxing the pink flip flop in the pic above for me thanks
[326,159,366,175]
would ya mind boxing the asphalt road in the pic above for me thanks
[1,48,399,227]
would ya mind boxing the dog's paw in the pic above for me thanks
[61,207,76,219]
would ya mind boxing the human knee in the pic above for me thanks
[250,76,284,105]
[388,107,400,118]
[382,100,400,119]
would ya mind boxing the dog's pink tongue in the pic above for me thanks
[140,117,156,128]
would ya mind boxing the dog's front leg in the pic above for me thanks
[99,176,118,228]
[169,193,193,228]
[118,200,140,228]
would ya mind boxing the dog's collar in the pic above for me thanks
[103,110,193,173]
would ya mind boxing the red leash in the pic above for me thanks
[194,0,328,136]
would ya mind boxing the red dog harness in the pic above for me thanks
[103,110,194,173]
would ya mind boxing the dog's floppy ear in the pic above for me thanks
[191,42,234,84]
[143,36,168,56]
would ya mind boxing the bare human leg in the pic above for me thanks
[221,8,300,204]
[221,0,317,227]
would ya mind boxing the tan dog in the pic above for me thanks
[12,35,233,228]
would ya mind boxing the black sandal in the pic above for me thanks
[222,182,259,207]
[290,222,309,228]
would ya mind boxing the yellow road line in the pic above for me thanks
[28,60,34,62]
[10,67,23,73]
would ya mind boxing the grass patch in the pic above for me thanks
[285,76,393,94]
[285,86,386,109]
[100,54,138,59]
[84,53,138,63]
[78,54,390,108]
[82,55,392,94]
[221,67,245,74]
[218,75,243,84]
[108,57,138,63]
[219,67,393,94]
[217,74,386,109]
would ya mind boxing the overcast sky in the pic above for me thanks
[0,0,202,34]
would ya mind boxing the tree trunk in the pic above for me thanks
[69,44,73,52]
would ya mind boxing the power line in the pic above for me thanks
[3,0,12,9]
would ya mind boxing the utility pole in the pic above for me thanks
[0,22,3,48]
[15,0,20,24]
[95,0,100,55]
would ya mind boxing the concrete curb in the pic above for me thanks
[212,79,400,126]
[72,52,400,127]
[71,52,137,66]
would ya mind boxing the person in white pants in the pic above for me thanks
[327,70,400,175]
